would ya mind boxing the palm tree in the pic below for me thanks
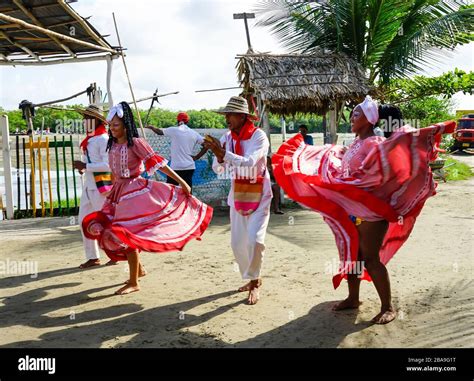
[255,0,473,85]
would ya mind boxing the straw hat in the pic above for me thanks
[216,96,250,115]
[74,104,107,123]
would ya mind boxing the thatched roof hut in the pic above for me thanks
[237,52,372,115]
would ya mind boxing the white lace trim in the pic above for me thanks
[120,145,130,178]
[119,181,153,202]
[147,158,168,176]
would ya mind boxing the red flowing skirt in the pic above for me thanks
[82,176,213,262]
[272,121,455,288]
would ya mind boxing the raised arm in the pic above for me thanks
[145,125,164,136]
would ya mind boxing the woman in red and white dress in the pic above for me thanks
[272,96,455,324]
[82,102,213,295]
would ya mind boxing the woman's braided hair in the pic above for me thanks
[106,101,140,151]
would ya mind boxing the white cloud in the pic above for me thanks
[0,0,472,113]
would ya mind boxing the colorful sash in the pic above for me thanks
[231,119,264,216]
[86,151,113,194]
[234,176,264,216]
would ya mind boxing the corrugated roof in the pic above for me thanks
[0,0,119,64]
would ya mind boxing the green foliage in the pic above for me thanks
[1,106,228,133]
[443,157,473,181]
[2,105,83,133]
[137,108,227,129]
[256,0,474,84]
[382,69,474,103]
[398,96,455,127]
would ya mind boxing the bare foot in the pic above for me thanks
[247,287,260,305]
[105,260,119,266]
[238,281,252,292]
[124,266,147,284]
[114,284,140,295]
[332,298,361,311]
[239,279,262,293]
[79,259,101,269]
[372,306,396,324]
[247,279,262,305]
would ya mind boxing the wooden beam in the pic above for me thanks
[0,52,13,62]
[0,53,119,66]
[58,0,110,49]
[7,19,87,33]
[0,31,41,61]
[12,0,76,58]
[0,13,117,54]
[0,23,20,30]
[13,37,50,42]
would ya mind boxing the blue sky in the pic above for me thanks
[0,0,472,112]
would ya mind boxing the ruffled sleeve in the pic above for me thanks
[132,137,168,175]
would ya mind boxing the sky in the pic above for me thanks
[0,0,473,112]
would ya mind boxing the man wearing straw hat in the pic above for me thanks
[73,105,114,268]
[203,96,272,305]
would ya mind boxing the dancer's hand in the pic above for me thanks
[73,161,86,172]
[180,182,192,197]
[90,223,104,235]
[203,136,225,162]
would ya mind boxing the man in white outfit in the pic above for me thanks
[73,105,112,269]
[204,96,272,305]
[146,112,208,191]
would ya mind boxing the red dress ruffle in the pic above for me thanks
[272,121,455,288]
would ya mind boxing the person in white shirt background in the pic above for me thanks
[204,96,272,305]
[146,112,208,191]
[73,105,114,269]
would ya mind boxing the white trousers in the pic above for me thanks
[78,188,106,260]
[230,205,270,280]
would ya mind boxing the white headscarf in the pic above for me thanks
[106,103,124,122]
[357,95,379,125]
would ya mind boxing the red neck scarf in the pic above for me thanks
[231,119,257,155]
[80,124,107,152]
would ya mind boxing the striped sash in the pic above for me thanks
[234,176,264,216]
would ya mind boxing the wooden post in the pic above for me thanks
[24,106,34,133]
[262,112,271,153]
[281,117,287,142]
[37,137,45,217]
[328,103,338,144]
[1,115,14,219]
[106,54,114,108]
[45,137,53,216]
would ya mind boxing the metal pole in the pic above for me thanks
[243,16,252,51]
[233,12,255,53]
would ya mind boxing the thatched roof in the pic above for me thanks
[237,52,372,115]
[0,0,119,65]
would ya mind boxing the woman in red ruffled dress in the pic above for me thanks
[82,102,213,295]
[272,96,455,324]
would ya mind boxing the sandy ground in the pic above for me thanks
[0,154,473,348]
